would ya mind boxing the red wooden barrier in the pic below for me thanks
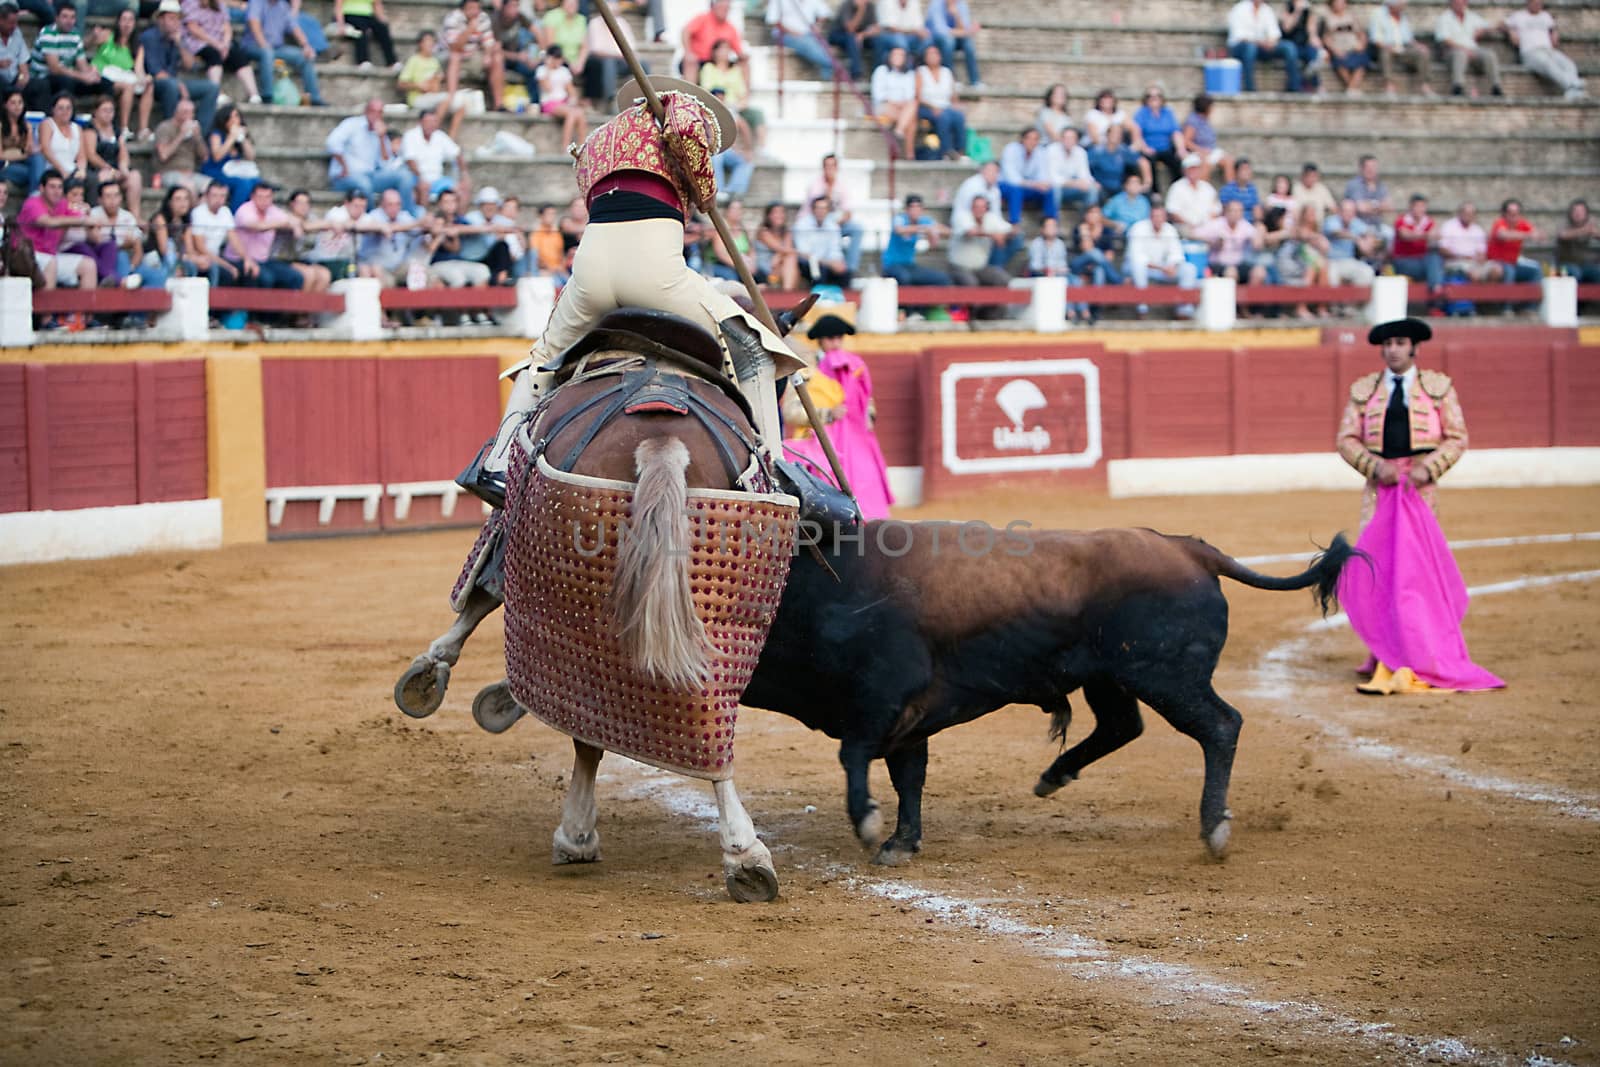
[379,286,520,311]
[32,289,173,315]
[211,288,346,314]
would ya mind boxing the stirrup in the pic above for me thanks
[455,437,507,510]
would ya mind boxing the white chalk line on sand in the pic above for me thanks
[1238,530,1600,568]
[1251,566,1600,822]
[607,766,1563,1067]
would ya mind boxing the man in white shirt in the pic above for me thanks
[1163,154,1220,236]
[765,0,835,77]
[1124,202,1197,317]
[402,108,465,209]
[310,189,378,277]
[1434,0,1502,97]
[945,194,1011,315]
[872,0,926,67]
[951,159,1002,232]
[1367,0,1433,94]
[86,181,144,287]
[1437,201,1502,281]
[804,153,865,273]
[1502,0,1584,99]
[326,99,418,213]
[189,180,243,286]
[1227,0,1303,92]
[792,194,851,285]
[1044,127,1097,211]
[998,127,1057,225]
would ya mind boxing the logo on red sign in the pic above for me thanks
[939,359,1102,474]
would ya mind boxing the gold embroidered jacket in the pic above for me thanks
[572,92,718,211]
[1335,368,1469,483]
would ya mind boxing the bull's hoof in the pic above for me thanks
[394,657,449,718]
[854,799,884,848]
[471,681,523,734]
[871,840,919,867]
[1203,811,1233,860]
[726,863,779,903]
[1033,770,1076,798]
[552,826,601,865]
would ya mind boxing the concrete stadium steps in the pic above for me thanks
[295,0,657,46]
[984,0,1600,34]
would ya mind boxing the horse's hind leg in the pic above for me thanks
[552,740,603,865]
[394,586,502,718]
[1034,680,1144,796]
[713,778,778,903]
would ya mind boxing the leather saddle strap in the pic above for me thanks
[547,329,755,426]
[553,369,657,472]
[679,389,760,486]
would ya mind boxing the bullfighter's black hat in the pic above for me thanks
[806,313,857,340]
[1367,318,1432,345]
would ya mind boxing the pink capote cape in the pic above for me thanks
[782,348,895,521]
[1337,480,1504,691]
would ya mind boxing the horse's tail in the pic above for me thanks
[612,437,710,690]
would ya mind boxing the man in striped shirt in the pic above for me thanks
[25,2,100,111]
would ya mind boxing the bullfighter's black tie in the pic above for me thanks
[1381,374,1410,460]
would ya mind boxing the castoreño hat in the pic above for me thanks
[1367,318,1432,345]
[806,313,856,340]
[614,75,736,155]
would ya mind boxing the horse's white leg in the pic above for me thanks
[394,587,502,718]
[713,779,778,903]
[427,586,501,666]
[552,740,603,865]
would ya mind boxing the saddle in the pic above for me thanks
[542,309,731,384]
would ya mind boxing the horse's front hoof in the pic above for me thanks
[726,863,779,903]
[871,840,919,867]
[471,681,523,734]
[552,826,601,865]
[1202,811,1233,860]
[394,657,450,718]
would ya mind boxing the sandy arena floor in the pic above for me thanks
[2,484,1597,1066]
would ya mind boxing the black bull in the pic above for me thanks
[740,522,1354,863]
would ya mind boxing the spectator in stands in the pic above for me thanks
[85,94,138,209]
[681,0,743,84]
[1290,161,1337,225]
[26,2,101,113]
[914,42,964,160]
[1279,0,1323,92]
[528,202,566,280]
[924,0,978,86]
[769,0,836,79]
[1437,200,1500,282]
[153,96,207,193]
[360,187,424,290]
[462,184,519,285]
[1195,197,1267,283]
[22,170,100,294]
[426,186,491,289]
[559,193,586,253]
[0,88,38,192]
[828,0,876,83]
[872,0,925,68]
[1087,123,1147,200]
[229,181,303,289]
[202,103,258,210]
[870,44,916,160]
[1218,156,1260,220]
[1264,203,1330,316]
[274,188,334,292]
[998,126,1055,224]
[1082,88,1140,150]
[880,193,951,285]
[442,0,505,112]
[707,196,755,281]
[1502,0,1585,100]
[1368,0,1432,96]
[1164,154,1219,236]
[1035,83,1070,142]
[1102,170,1150,239]
[333,0,399,71]
[147,184,194,280]
[1069,204,1120,321]
[699,42,765,154]
[1132,84,1182,192]
[96,9,154,136]
[1434,0,1502,98]
[1486,198,1541,282]
[1028,214,1066,276]
[59,176,125,287]
[1266,171,1295,216]
[402,106,464,210]
[329,99,416,213]
[400,32,473,142]
[247,0,326,107]
[1180,94,1230,186]
[182,0,262,105]
[1316,0,1368,93]
[1227,0,1302,93]
[1124,200,1195,318]
[535,45,586,147]
[89,179,157,289]
[0,2,27,102]
[1556,199,1599,282]
[793,194,851,286]
[579,9,636,107]
[806,153,863,274]
[1323,196,1381,284]
[186,177,241,286]
[755,201,801,288]
[494,0,540,106]
[945,193,1009,312]
[1390,192,1444,295]
[307,187,373,280]
[539,0,585,65]
[951,158,1000,228]
[1044,126,1096,211]
[712,142,754,200]
[1342,154,1389,231]
[38,91,84,184]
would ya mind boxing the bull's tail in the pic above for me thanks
[612,437,709,689]
[1202,532,1359,616]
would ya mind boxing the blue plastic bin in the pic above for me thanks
[1204,58,1243,96]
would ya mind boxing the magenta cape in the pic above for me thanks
[783,348,895,521]
[1336,482,1504,691]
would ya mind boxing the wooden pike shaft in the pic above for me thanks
[587,0,854,497]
